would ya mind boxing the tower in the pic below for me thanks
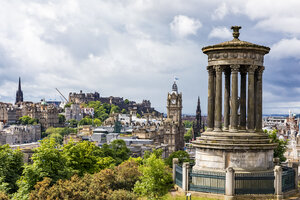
[167,81,182,122]
[15,77,23,104]
[164,81,184,154]
[193,97,202,139]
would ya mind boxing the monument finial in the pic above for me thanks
[231,26,241,40]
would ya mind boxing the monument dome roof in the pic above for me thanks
[202,26,270,54]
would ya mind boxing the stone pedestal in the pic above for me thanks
[192,131,277,172]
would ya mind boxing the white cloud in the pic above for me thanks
[212,2,228,20]
[270,38,300,60]
[208,26,232,39]
[170,15,202,38]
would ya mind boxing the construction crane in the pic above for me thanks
[55,88,68,103]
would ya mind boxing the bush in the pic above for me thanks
[108,189,137,200]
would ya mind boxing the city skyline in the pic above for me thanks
[0,0,299,115]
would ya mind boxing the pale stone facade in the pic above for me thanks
[0,124,41,145]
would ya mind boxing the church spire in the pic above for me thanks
[15,77,23,104]
[18,77,21,91]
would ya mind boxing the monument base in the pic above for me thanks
[192,131,277,172]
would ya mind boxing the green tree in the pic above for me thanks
[184,128,193,143]
[124,99,129,104]
[110,140,130,165]
[79,117,93,126]
[136,113,141,118]
[134,154,173,200]
[165,150,191,168]
[183,120,193,128]
[19,116,38,125]
[58,114,66,124]
[45,127,76,137]
[67,119,78,127]
[49,133,63,144]
[121,109,127,114]
[93,118,102,127]
[268,129,288,162]
[14,138,72,198]
[110,104,120,114]
[0,145,23,194]
[63,141,115,176]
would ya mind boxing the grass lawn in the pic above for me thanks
[164,193,218,200]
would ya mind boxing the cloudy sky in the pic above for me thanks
[0,0,299,115]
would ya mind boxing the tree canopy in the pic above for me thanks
[19,116,38,125]
[134,154,173,200]
[0,145,23,194]
[165,150,191,168]
[268,129,288,162]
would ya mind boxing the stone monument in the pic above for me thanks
[192,26,277,172]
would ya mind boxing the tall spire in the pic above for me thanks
[18,77,21,91]
[193,96,202,139]
[15,77,23,104]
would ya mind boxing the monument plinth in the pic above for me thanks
[192,26,277,172]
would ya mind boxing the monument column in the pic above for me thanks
[240,69,247,130]
[255,66,264,132]
[247,65,257,132]
[230,65,239,132]
[214,65,223,132]
[207,66,215,131]
[223,69,231,131]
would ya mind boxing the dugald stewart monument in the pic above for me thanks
[192,26,277,172]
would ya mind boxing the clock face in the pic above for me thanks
[171,99,176,104]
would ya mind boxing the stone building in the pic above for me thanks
[0,123,41,145]
[16,101,60,130]
[69,90,160,117]
[0,103,17,124]
[69,90,100,104]
[65,103,83,121]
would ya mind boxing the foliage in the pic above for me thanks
[121,109,127,114]
[108,189,137,200]
[165,150,191,168]
[134,154,173,200]
[14,138,72,198]
[0,145,23,194]
[78,116,93,126]
[64,102,73,108]
[58,114,66,124]
[86,101,120,123]
[110,140,130,165]
[136,113,141,118]
[0,192,9,200]
[63,140,115,176]
[93,118,102,127]
[45,127,76,137]
[67,119,78,128]
[183,120,193,128]
[113,159,141,191]
[29,159,141,200]
[268,129,288,162]
[124,99,129,104]
[184,128,193,143]
[110,104,120,114]
[49,132,63,144]
[19,116,38,125]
